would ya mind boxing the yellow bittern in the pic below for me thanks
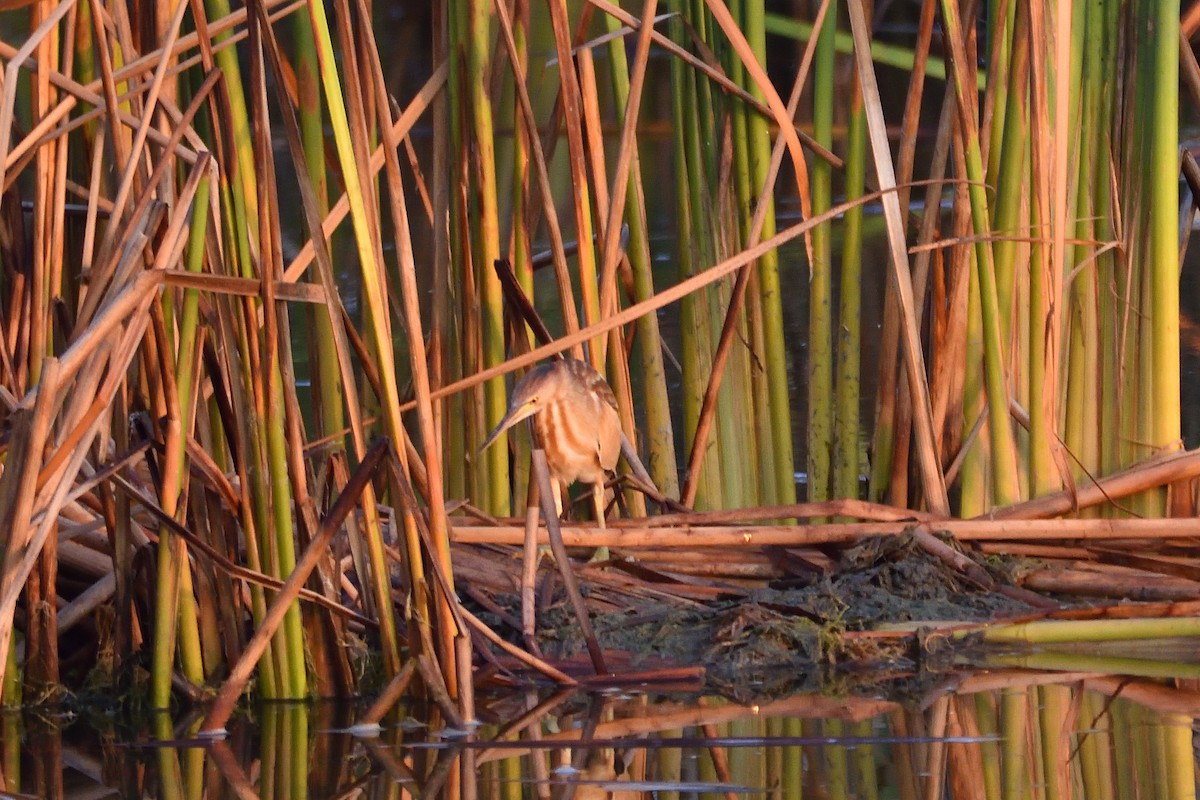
[480,358,621,526]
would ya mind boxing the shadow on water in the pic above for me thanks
[4,665,1197,798]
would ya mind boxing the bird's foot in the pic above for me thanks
[586,545,611,564]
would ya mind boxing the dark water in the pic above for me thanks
[5,672,1196,798]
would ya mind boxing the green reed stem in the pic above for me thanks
[744,0,795,508]
[1146,0,1181,492]
[154,713,183,800]
[293,7,343,451]
[467,0,509,516]
[807,0,835,505]
[835,35,865,506]
[1001,688,1030,800]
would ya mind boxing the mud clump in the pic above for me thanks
[532,535,1040,696]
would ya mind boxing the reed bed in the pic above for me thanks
[0,0,1191,730]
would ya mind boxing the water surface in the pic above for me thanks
[8,668,1197,798]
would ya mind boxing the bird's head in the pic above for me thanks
[478,363,558,454]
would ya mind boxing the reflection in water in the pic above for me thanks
[1,671,1196,798]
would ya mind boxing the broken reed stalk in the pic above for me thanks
[990,447,1200,520]
[352,0,465,701]
[1020,569,1200,602]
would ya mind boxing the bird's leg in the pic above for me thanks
[550,476,564,518]
[587,480,611,564]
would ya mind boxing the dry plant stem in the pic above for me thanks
[76,74,217,331]
[545,0,602,365]
[1021,570,1200,602]
[1084,676,1200,717]
[522,478,540,653]
[533,448,607,675]
[55,573,116,635]
[909,527,1054,608]
[253,0,401,676]
[283,62,446,279]
[359,738,420,784]
[490,689,576,744]
[452,517,1200,548]
[94,0,189,267]
[990,447,1200,520]
[475,694,897,765]
[845,0,948,516]
[1181,31,1200,112]
[0,0,76,190]
[700,722,738,800]
[388,458,475,719]
[1089,548,1200,582]
[0,358,60,688]
[895,0,938,216]
[415,654,465,730]
[455,635,475,728]
[613,498,938,526]
[206,740,259,800]
[199,439,388,736]
[0,0,299,140]
[575,666,705,686]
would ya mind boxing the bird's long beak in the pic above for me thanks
[479,401,536,454]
